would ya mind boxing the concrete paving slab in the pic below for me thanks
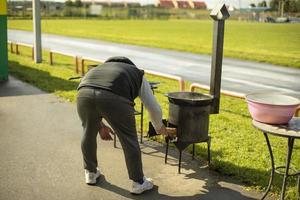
[0,76,275,200]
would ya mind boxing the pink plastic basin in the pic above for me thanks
[245,93,300,124]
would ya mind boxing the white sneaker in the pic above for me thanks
[85,168,101,185]
[131,177,154,194]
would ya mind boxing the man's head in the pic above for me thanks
[105,56,136,66]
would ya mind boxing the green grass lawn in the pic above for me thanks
[8,19,300,68]
[8,47,300,199]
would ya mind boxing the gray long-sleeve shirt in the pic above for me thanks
[139,77,164,132]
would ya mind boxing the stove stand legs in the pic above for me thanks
[192,144,195,160]
[165,138,211,173]
[208,137,211,165]
[165,139,169,164]
[192,137,211,164]
[179,150,182,174]
[164,139,182,174]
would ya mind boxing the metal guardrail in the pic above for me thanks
[16,42,34,60]
[7,40,13,53]
[145,70,185,91]
[81,57,102,75]
[190,83,300,117]
[49,50,80,73]
[190,83,245,99]
[8,41,34,60]
[8,41,300,116]
[80,59,185,92]
[7,42,183,92]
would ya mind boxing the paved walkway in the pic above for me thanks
[0,77,274,200]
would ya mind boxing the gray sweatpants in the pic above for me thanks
[76,87,144,182]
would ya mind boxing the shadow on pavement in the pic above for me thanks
[96,174,257,200]
[0,76,45,97]
[0,60,78,97]
[109,139,262,200]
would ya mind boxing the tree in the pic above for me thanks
[297,0,300,11]
[270,0,279,10]
[285,0,300,12]
[74,0,83,7]
[269,0,300,12]
[65,0,73,7]
[258,0,267,7]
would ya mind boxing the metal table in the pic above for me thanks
[252,118,300,200]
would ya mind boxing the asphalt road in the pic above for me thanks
[8,29,300,97]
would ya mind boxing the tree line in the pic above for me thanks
[256,0,300,13]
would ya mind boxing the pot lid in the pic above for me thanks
[166,92,214,106]
[245,93,300,106]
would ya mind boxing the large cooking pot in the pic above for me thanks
[165,92,214,144]
[246,93,300,124]
[166,92,214,106]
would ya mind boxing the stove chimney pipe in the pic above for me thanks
[209,3,230,114]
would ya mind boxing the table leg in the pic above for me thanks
[261,132,275,200]
[280,138,295,200]
[298,175,300,198]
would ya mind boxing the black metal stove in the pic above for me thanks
[164,92,213,173]
[163,3,230,173]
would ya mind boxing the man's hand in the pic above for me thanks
[99,125,114,141]
[157,125,177,137]
[157,125,167,136]
[166,127,177,137]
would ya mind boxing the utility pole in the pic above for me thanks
[280,0,285,17]
[33,0,42,63]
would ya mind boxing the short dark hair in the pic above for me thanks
[104,56,136,66]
